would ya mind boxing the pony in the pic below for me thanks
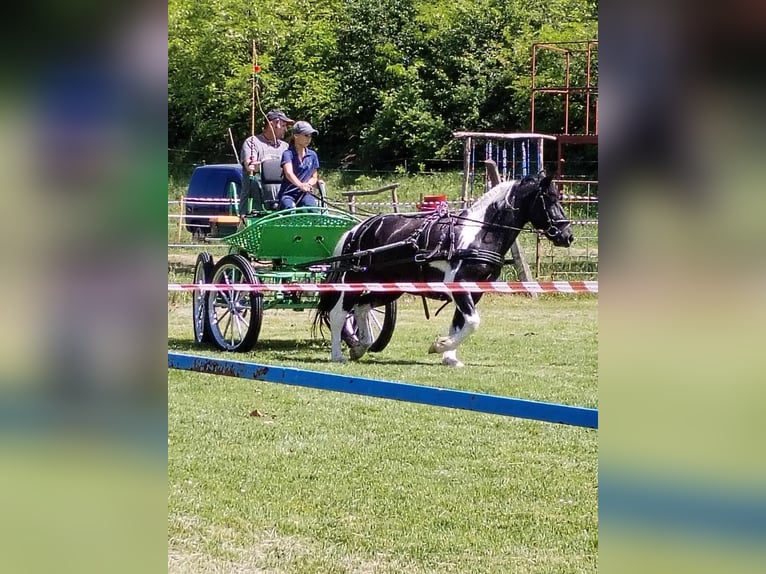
[314,172,574,367]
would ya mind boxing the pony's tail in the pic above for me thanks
[311,273,343,340]
[312,227,354,340]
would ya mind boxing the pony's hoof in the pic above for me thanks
[331,354,348,363]
[442,357,465,368]
[428,337,452,354]
[349,344,369,361]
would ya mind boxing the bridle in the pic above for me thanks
[535,184,570,240]
[453,178,570,237]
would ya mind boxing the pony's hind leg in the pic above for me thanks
[348,303,372,361]
[328,294,348,362]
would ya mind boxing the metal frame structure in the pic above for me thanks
[531,40,598,178]
[451,131,557,207]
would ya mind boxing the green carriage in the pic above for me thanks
[192,201,398,353]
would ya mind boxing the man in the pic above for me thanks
[239,109,293,215]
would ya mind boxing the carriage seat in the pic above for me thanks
[259,158,284,211]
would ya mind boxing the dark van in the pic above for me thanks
[183,164,243,239]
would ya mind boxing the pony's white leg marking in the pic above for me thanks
[430,310,480,353]
[348,303,372,361]
[327,236,355,362]
[428,262,460,354]
[449,311,480,347]
[355,304,373,346]
[329,294,348,363]
[441,350,464,368]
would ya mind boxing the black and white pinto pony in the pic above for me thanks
[314,172,574,367]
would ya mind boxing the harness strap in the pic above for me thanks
[412,212,452,263]
[307,213,505,273]
[450,248,505,268]
[434,300,451,316]
[421,296,430,320]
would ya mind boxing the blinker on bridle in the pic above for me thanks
[535,182,570,239]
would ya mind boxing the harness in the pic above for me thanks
[305,179,565,274]
[340,193,543,280]
[342,207,503,275]
[410,206,508,271]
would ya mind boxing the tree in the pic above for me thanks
[168,0,598,168]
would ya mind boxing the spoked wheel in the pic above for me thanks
[342,300,398,353]
[206,254,263,352]
[192,252,215,344]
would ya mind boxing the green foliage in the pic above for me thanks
[169,0,598,168]
[359,84,449,166]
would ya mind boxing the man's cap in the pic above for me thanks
[293,120,318,136]
[266,110,293,123]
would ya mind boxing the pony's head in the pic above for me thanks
[519,173,574,247]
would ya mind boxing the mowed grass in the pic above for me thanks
[168,295,597,573]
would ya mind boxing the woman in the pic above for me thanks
[278,120,320,210]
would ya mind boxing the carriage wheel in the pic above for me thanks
[206,254,263,352]
[192,252,214,344]
[343,300,398,353]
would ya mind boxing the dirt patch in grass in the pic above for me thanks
[169,253,200,268]
[169,529,407,574]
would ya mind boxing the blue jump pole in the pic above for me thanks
[168,353,598,429]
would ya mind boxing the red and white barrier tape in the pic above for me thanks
[169,281,598,294]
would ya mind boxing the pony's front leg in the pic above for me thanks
[431,322,472,367]
[441,349,464,368]
[428,294,480,367]
[328,296,348,363]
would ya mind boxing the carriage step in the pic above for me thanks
[210,215,241,224]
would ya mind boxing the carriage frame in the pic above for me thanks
[192,198,399,353]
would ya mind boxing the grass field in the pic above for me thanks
[168,294,598,573]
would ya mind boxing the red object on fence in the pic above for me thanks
[417,195,448,212]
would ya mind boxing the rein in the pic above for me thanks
[448,213,533,234]
[455,182,569,239]
[449,183,541,235]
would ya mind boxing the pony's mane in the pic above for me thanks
[467,174,539,214]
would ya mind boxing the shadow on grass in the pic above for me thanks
[167,337,453,367]
[167,337,323,353]
[167,338,200,352]
[286,356,439,367]
[357,359,510,370]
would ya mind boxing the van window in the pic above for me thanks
[187,168,235,199]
